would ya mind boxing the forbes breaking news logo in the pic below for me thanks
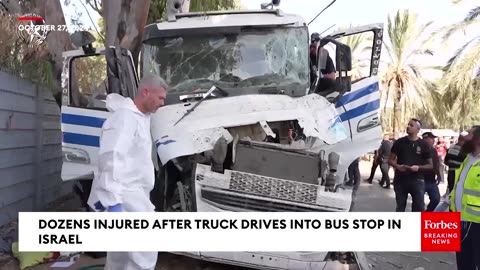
[421,212,461,252]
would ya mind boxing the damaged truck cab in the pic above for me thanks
[60,0,384,268]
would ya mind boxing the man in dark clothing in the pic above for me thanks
[310,32,336,91]
[346,157,361,189]
[365,150,379,184]
[378,135,393,188]
[444,132,468,192]
[422,132,442,212]
[388,119,433,212]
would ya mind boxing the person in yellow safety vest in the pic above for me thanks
[449,125,480,270]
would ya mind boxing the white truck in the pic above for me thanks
[60,0,384,268]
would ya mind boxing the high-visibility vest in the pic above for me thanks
[449,155,480,222]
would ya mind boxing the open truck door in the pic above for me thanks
[331,24,383,144]
[60,31,138,196]
[311,24,384,176]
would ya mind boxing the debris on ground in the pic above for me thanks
[400,253,432,263]
[0,193,85,270]
[11,242,60,269]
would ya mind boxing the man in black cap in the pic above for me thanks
[310,32,336,89]
[388,118,433,212]
[422,131,442,211]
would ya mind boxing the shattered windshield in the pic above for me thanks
[142,27,309,97]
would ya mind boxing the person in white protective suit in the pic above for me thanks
[87,74,168,270]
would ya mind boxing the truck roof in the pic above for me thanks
[143,9,306,42]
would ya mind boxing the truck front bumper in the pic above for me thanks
[194,163,353,213]
[187,164,370,270]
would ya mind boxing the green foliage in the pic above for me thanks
[377,5,479,132]
[92,17,105,46]
[0,13,55,89]
[433,3,480,130]
[379,9,436,132]
[147,0,238,24]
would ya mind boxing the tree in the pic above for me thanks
[39,0,76,86]
[380,9,436,133]
[2,0,73,91]
[102,0,150,69]
[0,2,55,88]
[434,0,480,130]
[2,0,240,94]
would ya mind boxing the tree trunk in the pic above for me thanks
[102,0,151,68]
[35,0,75,91]
[393,91,402,134]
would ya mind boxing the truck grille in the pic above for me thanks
[201,188,335,212]
[229,171,318,204]
[195,164,350,212]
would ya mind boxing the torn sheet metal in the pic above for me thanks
[151,94,348,165]
[154,128,233,164]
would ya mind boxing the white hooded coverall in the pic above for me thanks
[87,93,157,270]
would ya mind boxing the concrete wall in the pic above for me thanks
[0,71,72,227]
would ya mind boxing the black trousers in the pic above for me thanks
[448,170,456,192]
[394,179,425,212]
[348,158,361,186]
[457,221,480,270]
[379,162,390,187]
[367,158,379,181]
[424,181,440,212]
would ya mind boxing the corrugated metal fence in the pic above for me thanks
[0,71,72,227]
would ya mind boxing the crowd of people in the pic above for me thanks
[359,119,471,213]
[349,119,480,269]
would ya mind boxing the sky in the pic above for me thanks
[60,0,477,76]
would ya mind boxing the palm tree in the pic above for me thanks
[435,1,480,131]
[380,9,437,133]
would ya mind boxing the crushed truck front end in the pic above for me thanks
[140,7,382,269]
[59,3,383,269]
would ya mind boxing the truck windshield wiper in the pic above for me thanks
[173,85,226,126]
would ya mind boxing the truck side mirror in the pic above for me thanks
[335,43,352,95]
[314,39,352,96]
[317,47,329,71]
[335,43,352,72]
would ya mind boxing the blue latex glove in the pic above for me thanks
[107,204,123,212]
